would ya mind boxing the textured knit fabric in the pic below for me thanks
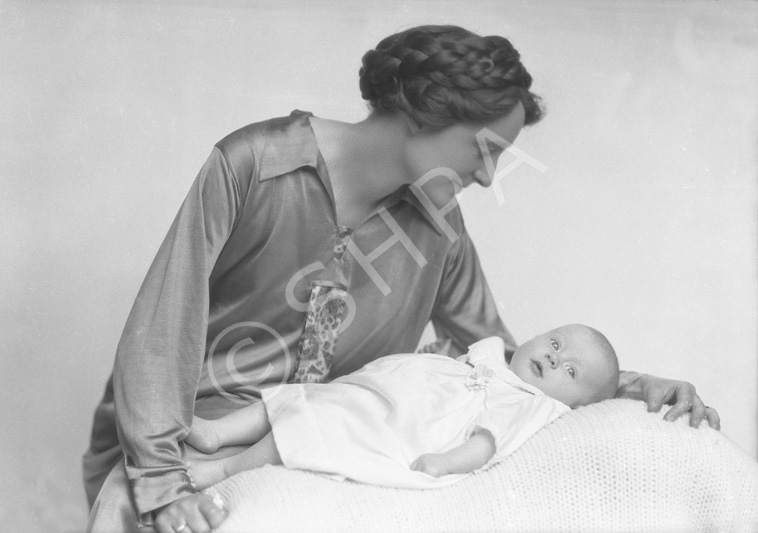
[84,110,514,523]
[263,337,569,488]
[207,399,758,533]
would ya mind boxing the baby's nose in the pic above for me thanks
[543,352,558,368]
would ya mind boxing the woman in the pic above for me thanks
[84,25,720,533]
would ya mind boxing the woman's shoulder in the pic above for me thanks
[212,110,318,186]
[216,109,312,152]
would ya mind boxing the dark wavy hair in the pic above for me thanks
[359,25,544,129]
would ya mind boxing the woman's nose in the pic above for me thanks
[472,168,492,187]
[543,352,558,368]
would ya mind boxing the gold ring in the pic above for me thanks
[175,524,187,533]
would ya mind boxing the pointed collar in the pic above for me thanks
[258,109,321,181]
[259,110,447,235]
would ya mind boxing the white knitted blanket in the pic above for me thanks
[207,399,758,532]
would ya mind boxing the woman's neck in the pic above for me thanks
[311,113,413,227]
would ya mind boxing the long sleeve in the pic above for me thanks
[112,147,241,522]
[430,227,517,358]
[468,393,569,471]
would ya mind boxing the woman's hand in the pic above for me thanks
[411,453,449,478]
[617,371,720,430]
[154,493,228,533]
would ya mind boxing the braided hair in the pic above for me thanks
[359,25,543,128]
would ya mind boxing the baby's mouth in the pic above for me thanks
[531,360,543,378]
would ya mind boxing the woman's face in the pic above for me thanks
[404,103,526,207]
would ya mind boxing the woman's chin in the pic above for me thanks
[409,176,462,211]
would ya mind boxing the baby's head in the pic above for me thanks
[509,324,619,408]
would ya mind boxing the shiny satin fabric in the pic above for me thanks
[84,110,515,525]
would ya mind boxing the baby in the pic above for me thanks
[185,324,619,490]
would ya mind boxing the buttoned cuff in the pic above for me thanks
[131,469,196,527]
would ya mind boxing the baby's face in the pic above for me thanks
[509,324,617,408]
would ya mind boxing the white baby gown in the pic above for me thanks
[261,337,570,488]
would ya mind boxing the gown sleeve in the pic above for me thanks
[429,226,518,358]
[112,146,243,523]
[468,392,570,471]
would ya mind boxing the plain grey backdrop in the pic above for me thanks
[1,1,756,531]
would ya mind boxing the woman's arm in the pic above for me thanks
[113,146,242,525]
[428,227,518,358]
[616,371,720,429]
[433,230,720,431]
[411,429,496,477]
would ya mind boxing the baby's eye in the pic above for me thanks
[550,339,559,350]
[567,367,575,378]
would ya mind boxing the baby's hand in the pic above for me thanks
[410,453,449,478]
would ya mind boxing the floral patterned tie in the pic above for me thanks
[291,227,352,383]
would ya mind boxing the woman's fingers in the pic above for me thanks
[635,374,720,431]
[183,495,227,533]
[656,382,720,431]
[684,396,706,427]
[154,508,183,533]
[200,497,228,529]
[661,382,694,421]
[704,405,721,430]
[184,504,213,533]
[154,494,228,533]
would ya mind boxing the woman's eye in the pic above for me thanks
[550,339,559,350]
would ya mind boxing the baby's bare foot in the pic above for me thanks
[188,459,228,490]
[185,416,222,454]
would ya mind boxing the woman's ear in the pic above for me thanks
[405,114,424,136]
